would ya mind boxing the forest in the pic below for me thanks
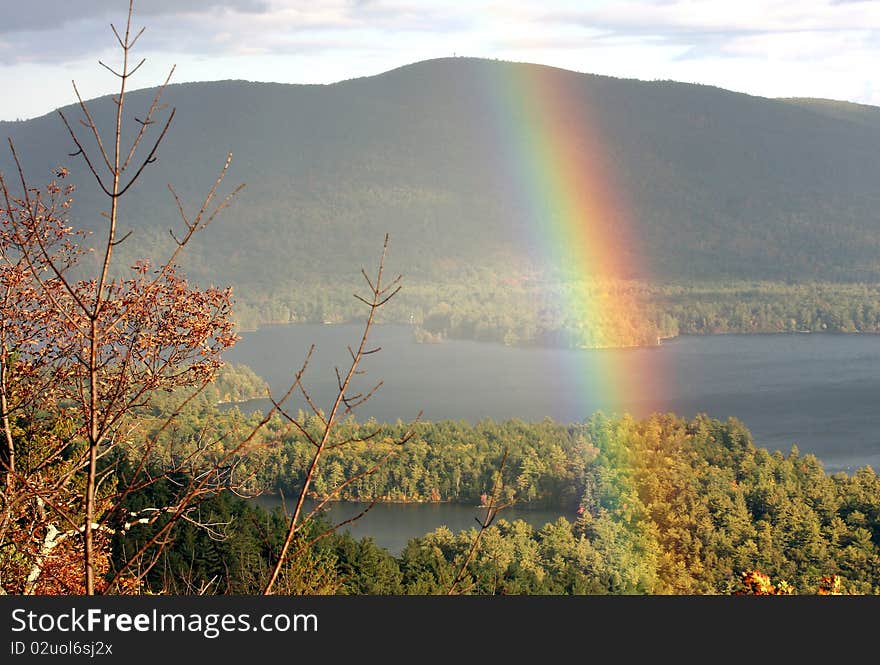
[120,392,880,595]
[233,276,880,350]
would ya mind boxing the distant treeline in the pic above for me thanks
[126,402,880,594]
[231,277,880,349]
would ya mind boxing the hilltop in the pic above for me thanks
[4,58,880,342]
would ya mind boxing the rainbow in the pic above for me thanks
[476,59,673,590]
[478,59,664,414]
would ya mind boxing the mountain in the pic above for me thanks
[3,58,880,334]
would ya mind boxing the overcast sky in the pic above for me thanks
[3,0,880,121]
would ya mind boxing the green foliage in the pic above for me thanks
[266,416,592,508]
[112,484,288,594]
[231,276,880,350]
[210,363,269,404]
[125,394,880,594]
[386,414,880,594]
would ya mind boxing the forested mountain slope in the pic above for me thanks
[4,58,880,341]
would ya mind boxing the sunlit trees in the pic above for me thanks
[0,0,244,594]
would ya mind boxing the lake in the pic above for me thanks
[253,496,566,557]
[227,324,880,474]
[228,325,880,550]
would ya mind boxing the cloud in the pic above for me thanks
[540,1,880,41]
[519,0,880,66]
[0,1,476,65]
[4,0,880,111]
[0,1,270,34]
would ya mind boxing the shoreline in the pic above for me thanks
[232,319,880,353]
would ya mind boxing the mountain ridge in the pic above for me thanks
[3,57,880,341]
[6,56,880,127]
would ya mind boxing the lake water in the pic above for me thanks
[228,325,880,550]
[253,496,565,556]
[227,324,880,474]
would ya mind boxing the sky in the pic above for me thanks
[3,0,880,121]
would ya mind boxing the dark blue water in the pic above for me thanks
[226,325,880,474]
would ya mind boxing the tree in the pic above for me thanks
[0,0,245,594]
[0,0,412,596]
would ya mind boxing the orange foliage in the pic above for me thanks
[737,570,848,595]
[30,534,139,595]
[2,521,140,595]
[817,575,844,595]
[737,570,795,595]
